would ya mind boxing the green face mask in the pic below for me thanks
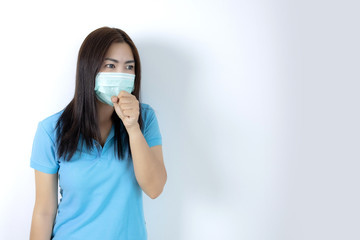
[94,72,135,106]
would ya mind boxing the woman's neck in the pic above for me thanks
[96,99,114,126]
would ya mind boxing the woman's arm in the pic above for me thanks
[29,170,58,240]
[111,92,167,199]
[128,126,167,199]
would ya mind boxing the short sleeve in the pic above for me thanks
[142,105,162,148]
[30,121,59,174]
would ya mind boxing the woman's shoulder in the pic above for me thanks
[140,102,153,111]
[37,109,64,137]
[140,102,158,118]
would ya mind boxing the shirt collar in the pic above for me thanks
[78,124,115,151]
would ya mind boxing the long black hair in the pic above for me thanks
[55,27,143,161]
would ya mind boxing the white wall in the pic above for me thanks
[0,0,359,239]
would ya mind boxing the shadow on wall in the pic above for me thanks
[136,38,232,238]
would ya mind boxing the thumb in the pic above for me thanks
[112,96,124,119]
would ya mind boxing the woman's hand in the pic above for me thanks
[111,91,140,132]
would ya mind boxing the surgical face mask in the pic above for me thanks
[94,72,135,106]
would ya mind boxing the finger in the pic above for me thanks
[111,96,119,103]
[118,90,131,98]
[115,104,125,119]
[119,97,133,103]
[123,109,139,117]
[119,104,133,110]
[112,96,125,118]
[122,109,130,116]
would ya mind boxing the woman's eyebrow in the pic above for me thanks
[104,58,135,64]
[104,57,119,63]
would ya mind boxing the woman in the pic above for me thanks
[29,27,167,240]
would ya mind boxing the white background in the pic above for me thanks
[0,0,359,239]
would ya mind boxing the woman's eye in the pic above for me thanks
[126,65,134,70]
[105,64,115,69]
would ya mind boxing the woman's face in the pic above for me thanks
[99,42,135,74]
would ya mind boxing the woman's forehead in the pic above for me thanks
[104,42,134,61]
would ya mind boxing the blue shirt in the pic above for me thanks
[30,103,162,240]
